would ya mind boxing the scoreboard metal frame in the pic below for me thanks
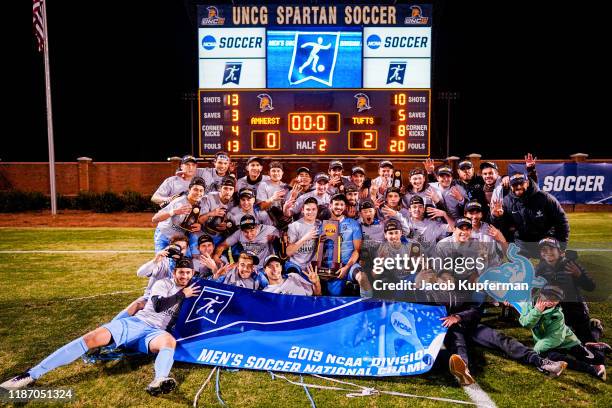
[197,3,433,159]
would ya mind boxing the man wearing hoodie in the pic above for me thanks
[492,172,569,258]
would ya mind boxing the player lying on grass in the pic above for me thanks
[0,258,201,396]
[414,270,568,386]
[262,254,321,296]
[518,284,608,381]
[113,234,189,320]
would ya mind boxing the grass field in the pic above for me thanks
[0,213,611,407]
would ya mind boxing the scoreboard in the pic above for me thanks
[197,4,432,158]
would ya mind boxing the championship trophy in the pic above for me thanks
[392,169,402,188]
[178,204,201,232]
[312,220,341,280]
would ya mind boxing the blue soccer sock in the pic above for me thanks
[154,347,175,379]
[29,337,89,380]
[112,309,131,321]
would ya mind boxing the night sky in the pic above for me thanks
[15,1,605,162]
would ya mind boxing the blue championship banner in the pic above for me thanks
[508,162,612,204]
[172,280,447,376]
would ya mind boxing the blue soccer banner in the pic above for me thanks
[172,280,447,376]
[508,162,612,204]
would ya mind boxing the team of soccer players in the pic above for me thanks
[2,153,608,396]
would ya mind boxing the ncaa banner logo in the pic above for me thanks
[387,61,407,84]
[366,34,382,49]
[185,286,233,324]
[288,32,340,87]
[222,62,242,85]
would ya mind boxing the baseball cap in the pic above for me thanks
[384,219,402,233]
[269,161,283,170]
[436,166,453,176]
[331,193,347,203]
[329,160,343,170]
[409,195,425,206]
[465,200,483,212]
[351,166,366,175]
[359,198,375,211]
[540,285,564,301]
[385,186,401,197]
[197,233,214,246]
[314,173,330,183]
[246,156,263,166]
[175,257,194,270]
[479,161,498,171]
[240,250,259,266]
[239,215,257,230]
[538,237,561,249]
[303,197,319,206]
[181,155,197,164]
[189,177,206,189]
[215,151,230,161]
[509,173,527,186]
[455,218,472,229]
[458,160,473,170]
[296,166,311,175]
[409,167,426,177]
[238,188,255,198]
[263,254,282,268]
[220,175,235,187]
[379,160,393,168]
[345,183,359,193]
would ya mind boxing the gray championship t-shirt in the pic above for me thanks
[196,167,226,193]
[227,207,273,227]
[289,191,331,216]
[257,179,289,209]
[287,218,321,269]
[135,278,184,329]
[137,257,174,298]
[156,195,200,238]
[153,176,190,200]
[224,224,280,268]
[236,175,271,196]
[407,218,449,256]
[263,273,313,296]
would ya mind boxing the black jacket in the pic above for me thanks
[493,179,570,244]
[536,259,595,303]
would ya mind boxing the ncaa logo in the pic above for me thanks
[185,286,234,324]
[391,312,413,336]
[366,34,382,49]
[288,32,340,87]
[202,35,217,50]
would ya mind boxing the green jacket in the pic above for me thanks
[518,303,581,353]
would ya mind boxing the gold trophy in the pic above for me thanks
[179,205,201,232]
[312,220,342,280]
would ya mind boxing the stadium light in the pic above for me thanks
[181,92,197,156]
[437,91,460,158]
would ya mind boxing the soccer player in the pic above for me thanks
[406,195,453,256]
[151,155,199,206]
[213,215,279,269]
[285,197,321,275]
[402,167,438,209]
[492,172,570,257]
[350,166,370,200]
[192,233,223,278]
[464,200,508,253]
[378,186,410,236]
[195,151,231,193]
[284,173,331,218]
[324,194,371,297]
[256,161,289,211]
[262,255,322,296]
[344,183,361,219]
[236,156,270,194]
[198,176,236,245]
[327,160,350,195]
[227,188,273,227]
[429,165,468,220]
[212,250,262,289]
[370,160,394,200]
[0,258,201,395]
[151,177,205,254]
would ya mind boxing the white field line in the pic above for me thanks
[0,250,152,254]
[462,383,497,408]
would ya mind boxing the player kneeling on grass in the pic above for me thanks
[518,284,607,381]
[0,258,201,396]
[262,254,321,296]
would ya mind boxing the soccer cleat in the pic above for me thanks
[585,342,612,354]
[146,377,177,396]
[538,359,567,377]
[449,354,475,386]
[0,372,35,390]
[593,364,607,381]
[590,318,604,335]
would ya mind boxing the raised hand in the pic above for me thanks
[182,282,201,298]
[525,153,537,168]
[450,186,464,201]
[490,199,504,217]
[424,158,435,174]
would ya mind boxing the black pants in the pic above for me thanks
[561,302,600,344]
[444,324,541,368]
[544,344,605,376]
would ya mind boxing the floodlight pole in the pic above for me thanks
[438,91,459,158]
